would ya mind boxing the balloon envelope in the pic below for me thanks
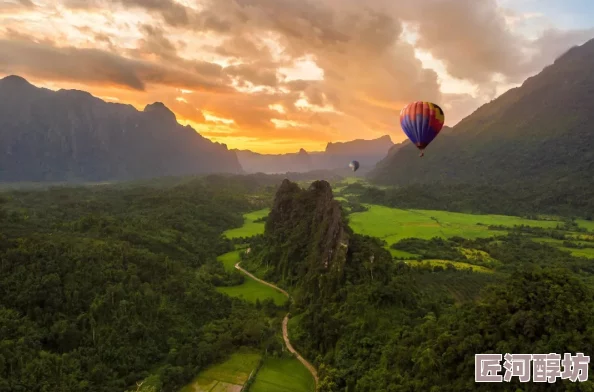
[399,101,445,151]
[349,160,360,172]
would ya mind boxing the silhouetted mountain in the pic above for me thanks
[234,135,393,174]
[233,148,313,174]
[0,76,242,182]
[369,38,594,194]
[316,135,394,170]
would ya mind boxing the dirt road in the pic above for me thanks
[282,314,319,386]
[234,262,319,389]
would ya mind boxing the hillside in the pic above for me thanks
[235,135,393,174]
[369,38,594,194]
[0,76,242,182]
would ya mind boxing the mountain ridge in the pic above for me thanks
[234,135,394,174]
[0,75,242,182]
[369,37,594,190]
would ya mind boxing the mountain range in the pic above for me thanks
[0,75,242,182]
[233,135,394,174]
[369,38,594,194]
[4,31,594,188]
[0,75,396,182]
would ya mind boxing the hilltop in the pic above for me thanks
[0,76,242,182]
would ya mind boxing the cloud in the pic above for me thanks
[442,93,486,125]
[114,0,190,26]
[223,63,278,87]
[137,24,178,60]
[0,37,232,92]
[5,0,594,152]
[526,27,594,72]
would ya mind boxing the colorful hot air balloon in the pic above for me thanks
[399,101,445,157]
[349,160,360,172]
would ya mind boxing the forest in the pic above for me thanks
[359,182,594,219]
[2,174,594,391]
[0,176,279,391]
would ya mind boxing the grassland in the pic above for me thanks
[180,351,262,392]
[218,250,243,272]
[348,204,594,259]
[577,219,594,232]
[349,205,563,245]
[407,259,494,273]
[250,357,315,392]
[216,251,287,305]
[217,279,287,306]
[526,238,594,259]
[223,209,269,239]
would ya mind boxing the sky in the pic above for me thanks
[1,0,594,153]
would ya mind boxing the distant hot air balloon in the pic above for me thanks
[399,101,445,157]
[349,160,360,172]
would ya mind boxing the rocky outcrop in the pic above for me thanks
[258,179,351,305]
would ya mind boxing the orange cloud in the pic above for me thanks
[1,0,592,154]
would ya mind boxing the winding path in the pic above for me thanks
[234,262,319,390]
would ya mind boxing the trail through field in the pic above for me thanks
[233,262,319,389]
[282,315,319,386]
[234,263,289,297]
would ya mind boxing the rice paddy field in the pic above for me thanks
[348,205,594,259]
[215,251,287,306]
[179,351,262,392]
[406,259,494,273]
[249,357,315,392]
[217,250,244,272]
[223,209,269,239]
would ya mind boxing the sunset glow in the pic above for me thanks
[2,0,593,153]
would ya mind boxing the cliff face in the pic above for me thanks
[0,75,243,182]
[252,179,392,309]
[259,180,349,303]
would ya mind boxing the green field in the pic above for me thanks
[249,358,315,392]
[223,209,269,239]
[215,250,287,305]
[560,247,594,258]
[389,248,420,259]
[180,351,261,392]
[407,259,493,273]
[576,219,594,232]
[531,238,594,259]
[349,205,565,246]
[217,278,287,306]
[218,250,243,272]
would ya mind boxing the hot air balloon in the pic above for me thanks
[399,101,445,157]
[349,160,360,172]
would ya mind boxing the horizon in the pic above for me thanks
[2,0,594,153]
